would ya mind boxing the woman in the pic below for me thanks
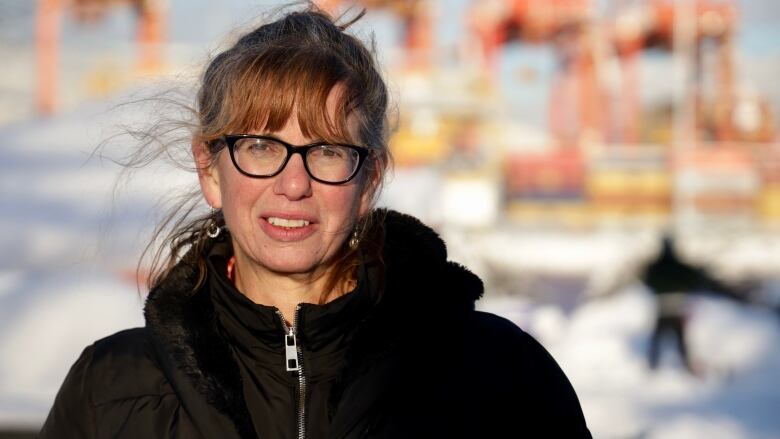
[40,6,590,439]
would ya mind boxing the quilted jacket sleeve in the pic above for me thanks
[39,344,97,439]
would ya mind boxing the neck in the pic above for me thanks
[232,254,353,325]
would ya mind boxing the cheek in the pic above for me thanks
[353,168,374,214]
[358,180,374,216]
[313,187,353,231]
[218,174,259,226]
[328,186,364,224]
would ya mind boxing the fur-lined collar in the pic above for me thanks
[144,209,483,438]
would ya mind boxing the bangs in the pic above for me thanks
[209,46,360,144]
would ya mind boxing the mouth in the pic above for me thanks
[259,214,318,242]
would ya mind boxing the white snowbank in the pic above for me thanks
[0,274,144,426]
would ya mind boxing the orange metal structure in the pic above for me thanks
[468,0,748,145]
[618,0,741,144]
[469,0,600,144]
[135,0,166,74]
[316,0,433,70]
[35,0,166,115]
[36,0,62,115]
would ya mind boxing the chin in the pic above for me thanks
[256,251,327,276]
[265,261,318,276]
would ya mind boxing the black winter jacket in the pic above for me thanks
[40,210,591,438]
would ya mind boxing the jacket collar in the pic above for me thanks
[207,239,373,356]
[144,209,483,438]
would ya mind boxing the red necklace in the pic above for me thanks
[226,255,236,284]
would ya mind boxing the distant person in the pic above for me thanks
[39,4,590,438]
[642,236,745,374]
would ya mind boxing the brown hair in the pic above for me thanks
[140,5,393,299]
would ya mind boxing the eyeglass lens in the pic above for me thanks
[232,137,360,182]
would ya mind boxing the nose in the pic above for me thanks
[273,153,313,200]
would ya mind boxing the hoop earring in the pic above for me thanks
[206,208,222,239]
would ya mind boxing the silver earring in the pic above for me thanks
[206,208,221,239]
[348,226,361,250]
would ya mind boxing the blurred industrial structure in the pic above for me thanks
[314,0,780,231]
[34,0,167,115]
[27,0,780,232]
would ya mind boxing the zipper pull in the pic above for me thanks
[285,328,300,372]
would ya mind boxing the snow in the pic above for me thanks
[0,275,143,426]
[0,96,190,428]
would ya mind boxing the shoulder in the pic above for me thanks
[462,311,580,383]
[83,328,172,404]
[467,310,525,334]
[457,311,561,372]
[40,328,176,438]
[455,310,592,437]
[460,311,539,350]
[90,327,155,360]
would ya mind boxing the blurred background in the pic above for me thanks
[1,0,780,437]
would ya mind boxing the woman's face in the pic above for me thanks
[196,86,370,278]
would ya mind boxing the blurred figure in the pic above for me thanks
[641,235,744,374]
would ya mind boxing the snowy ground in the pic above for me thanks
[2,100,780,437]
[0,95,187,427]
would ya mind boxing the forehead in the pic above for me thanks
[233,83,358,142]
[256,85,359,141]
[214,48,362,144]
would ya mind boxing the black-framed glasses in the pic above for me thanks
[220,134,370,184]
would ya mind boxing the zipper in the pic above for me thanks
[276,305,307,439]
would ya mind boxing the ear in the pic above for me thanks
[192,137,222,209]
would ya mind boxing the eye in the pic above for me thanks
[321,146,342,158]
[235,138,284,156]
[312,145,346,159]
[249,139,272,151]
